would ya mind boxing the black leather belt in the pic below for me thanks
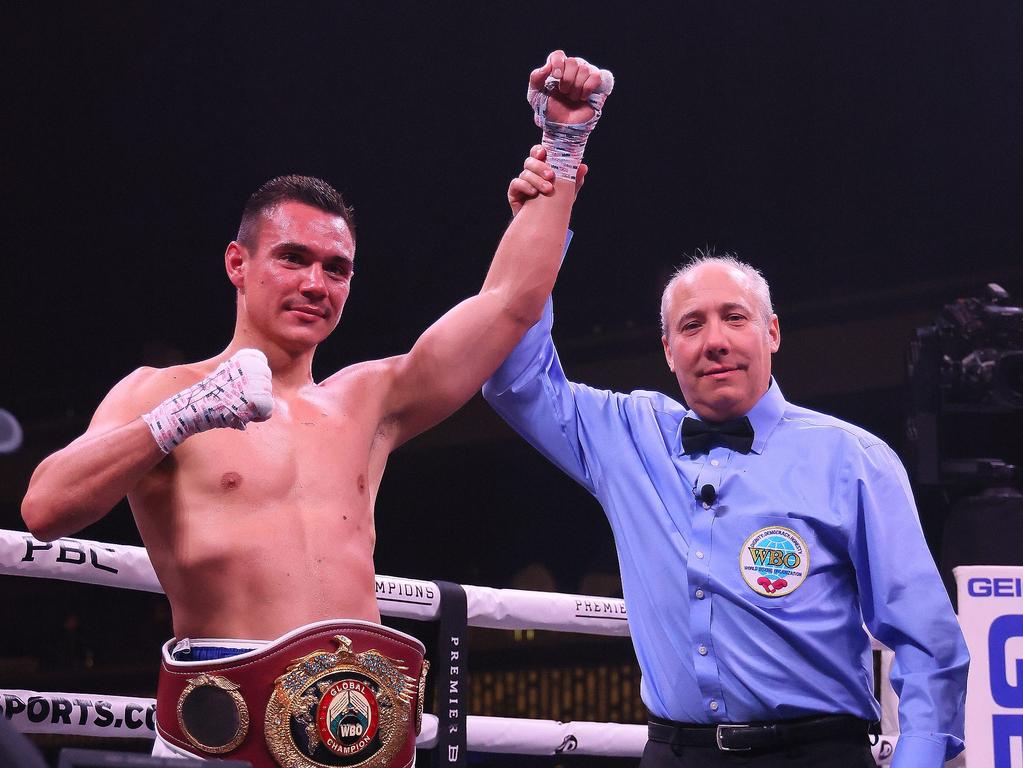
[647,714,870,752]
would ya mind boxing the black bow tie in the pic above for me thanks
[681,416,755,455]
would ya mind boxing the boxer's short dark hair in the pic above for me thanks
[237,175,355,248]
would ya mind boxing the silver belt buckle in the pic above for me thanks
[715,723,751,751]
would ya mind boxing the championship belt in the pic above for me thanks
[156,620,428,768]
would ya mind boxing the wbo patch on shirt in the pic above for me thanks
[740,526,809,598]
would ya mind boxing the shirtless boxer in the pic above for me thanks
[21,51,613,767]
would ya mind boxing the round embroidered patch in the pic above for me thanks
[740,526,810,598]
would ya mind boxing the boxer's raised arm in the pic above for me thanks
[21,351,272,540]
[379,52,612,447]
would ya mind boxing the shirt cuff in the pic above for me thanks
[890,732,963,768]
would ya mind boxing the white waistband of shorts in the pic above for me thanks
[163,618,424,666]
[152,729,200,759]
[171,637,269,656]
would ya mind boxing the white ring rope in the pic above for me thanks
[1,529,899,763]
[0,690,157,740]
[0,691,900,761]
[0,530,629,636]
[0,690,649,756]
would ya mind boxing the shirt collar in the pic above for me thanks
[675,378,787,456]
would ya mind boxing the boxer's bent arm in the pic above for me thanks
[383,180,576,447]
[21,367,168,541]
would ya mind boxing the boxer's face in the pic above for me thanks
[229,201,355,349]
[661,263,779,422]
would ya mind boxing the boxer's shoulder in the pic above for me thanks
[319,356,403,400]
[116,359,219,406]
[89,359,222,430]
[316,357,415,448]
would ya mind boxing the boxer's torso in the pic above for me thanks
[127,357,400,640]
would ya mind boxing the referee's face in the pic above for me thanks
[661,263,780,422]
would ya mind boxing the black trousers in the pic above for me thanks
[639,736,876,768]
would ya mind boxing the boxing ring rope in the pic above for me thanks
[0,529,900,763]
[0,530,632,635]
[0,689,652,757]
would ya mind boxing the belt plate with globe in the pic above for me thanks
[265,634,421,767]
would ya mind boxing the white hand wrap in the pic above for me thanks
[527,62,615,182]
[142,348,274,454]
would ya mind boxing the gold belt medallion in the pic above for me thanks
[177,673,249,754]
[265,635,418,768]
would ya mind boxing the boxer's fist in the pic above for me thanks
[229,348,274,423]
[142,348,275,453]
[527,50,614,127]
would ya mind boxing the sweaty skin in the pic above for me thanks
[126,354,402,637]
[25,192,574,641]
[22,51,603,643]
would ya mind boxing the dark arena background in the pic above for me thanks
[3,3,1023,767]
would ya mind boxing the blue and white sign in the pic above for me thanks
[957,565,1023,767]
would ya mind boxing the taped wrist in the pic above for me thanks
[142,349,273,454]
[527,65,614,183]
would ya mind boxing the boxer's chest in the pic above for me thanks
[171,386,385,510]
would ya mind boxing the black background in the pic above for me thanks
[4,1,1023,658]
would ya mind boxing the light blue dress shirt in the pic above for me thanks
[483,297,968,767]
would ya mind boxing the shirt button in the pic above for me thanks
[702,502,711,509]
[695,589,705,599]
[696,551,705,559]
[698,645,708,656]
[710,700,719,711]
[711,459,720,467]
